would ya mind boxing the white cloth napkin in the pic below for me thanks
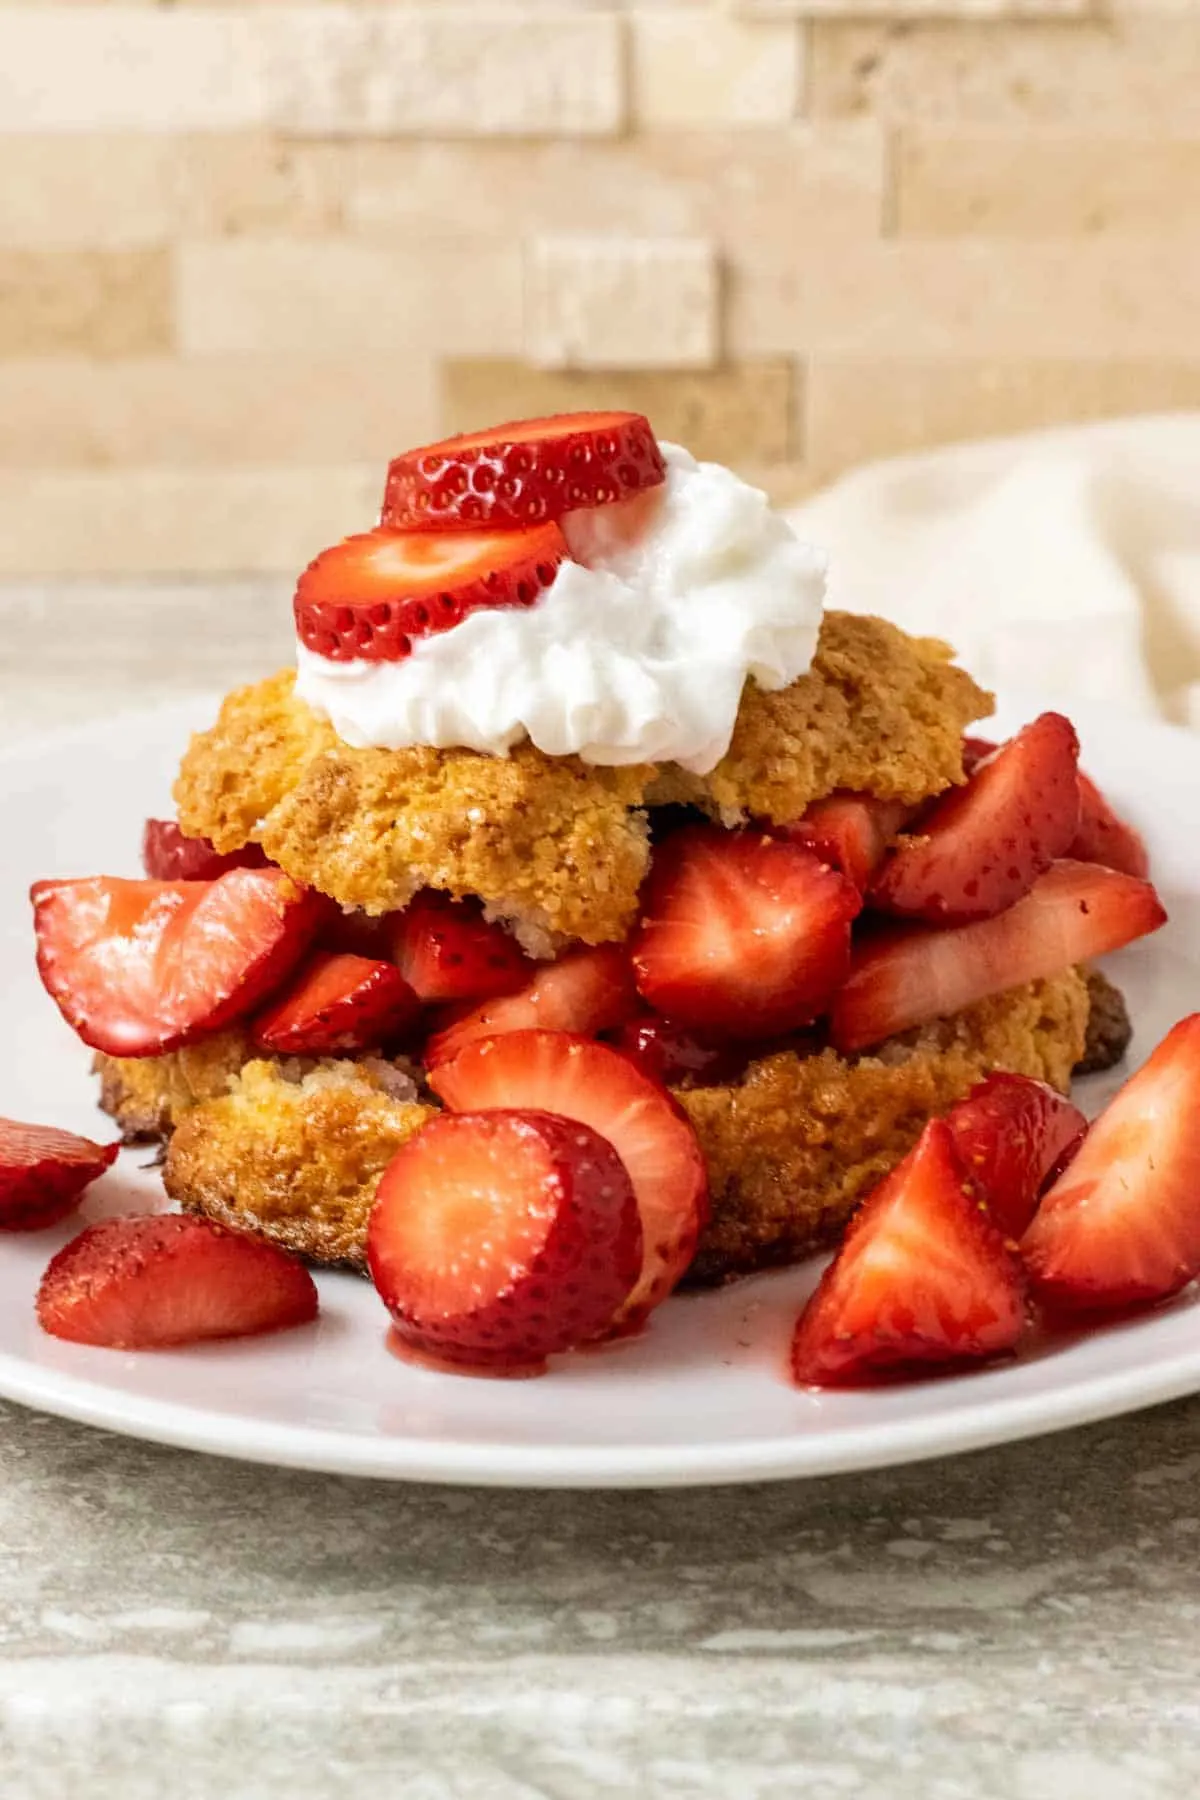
[787,413,1200,727]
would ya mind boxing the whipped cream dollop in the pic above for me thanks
[295,443,826,774]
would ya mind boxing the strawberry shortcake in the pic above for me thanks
[23,411,1170,1370]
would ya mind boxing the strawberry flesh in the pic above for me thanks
[791,1119,1025,1388]
[32,868,325,1058]
[871,713,1081,924]
[424,944,637,1069]
[294,522,568,664]
[381,411,666,532]
[36,1213,318,1349]
[1022,1013,1200,1314]
[632,827,862,1040]
[945,1073,1086,1238]
[390,890,531,1006]
[609,1016,745,1090]
[832,859,1167,1053]
[0,1118,118,1232]
[251,951,422,1056]
[786,793,914,895]
[1069,771,1150,880]
[368,1109,643,1371]
[142,819,268,883]
[429,1030,709,1332]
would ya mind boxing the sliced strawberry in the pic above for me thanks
[609,1016,746,1090]
[0,1118,118,1232]
[251,952,422,1056]
[381,412,667,532]
[961,736,999,776]
[791,1119,1025,1388]
[786,793,915,895]
[871,714,1081,925]
[429,1031,709,1331]
[1069,771,1150,880]
[832,860,1167,1053]
[632,827,861,1040]
[1021,1014,1200,1313]
[368,1109,642,1371]
[390,891,531,1006]
[294,522,568,664]
[424,945,637,1069]
[945,1073,1086,1238]
[142,819,268,884]
[32,868,325,1058]
[36,1213,318,1349]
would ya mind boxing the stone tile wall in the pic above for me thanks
[0,1,1194,574]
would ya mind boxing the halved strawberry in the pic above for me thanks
[294,522,568,664]
[832,860,1167,1053]
[251,952,422,1056]
[429,1031,708,1331]
[609,1016,745,1090]
[368,1109,642,1371]
[1069,771,1150,880]
[424,945,637,1069]
[36,1214,318,1349]
[632,827,861,1039]
[381,412,667,532]
[871,713,1081,925]
[390,891,531,1006]
[142,819,268,884]
[791,1119,1025,1388]
[0,1118,118,1232]
[786,793,915,895]
[945,1073,1086,1238]
[32,868,325,1057]
[1021,1014,1200,1313]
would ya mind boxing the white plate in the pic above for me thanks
[0,695,1197,1488]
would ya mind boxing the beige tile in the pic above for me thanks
[0,250,170,357]
[442,360,799,465]
[337,126,886,248]
[739,0,1088,14]
[0,357,438,468]
[0,137,184,248]
[733,238,1200,358]
[805,356,1200,476]
[0,10,264,131]
[809,17,1200,126]
[631,12,801,127]
[0,467,380,576]
[261,9,625,137]
[177,240,522,356]
[525,236,719,370]
[895,131,1200,237]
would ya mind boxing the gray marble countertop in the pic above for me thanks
[2,584,1196,1799]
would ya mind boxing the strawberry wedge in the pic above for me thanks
[1022,1014,1200,1314]
[1069,771,1150,880]
[871,713,1081,925]
[430,1031,709,1332]
[786,793,914,896]
[0,1118,119,1232]
[390,891,531,1006]
[791,1120,1025,1388]
[252,952,422,1056]
[945,1074,1086,1239]
[424,945,637,1069]
[32,868,325,1057]
[831,860,1167,1053]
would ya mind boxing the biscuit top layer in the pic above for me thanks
[175,611,992,948]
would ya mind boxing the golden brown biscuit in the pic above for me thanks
[174,614,991,945]
[95,1030,255,1142]
[175,670,651,948]
[163,1059,434,1269]
[159,972,1086,1281]
[681,969,1089,1284]
[650,612,993,824]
